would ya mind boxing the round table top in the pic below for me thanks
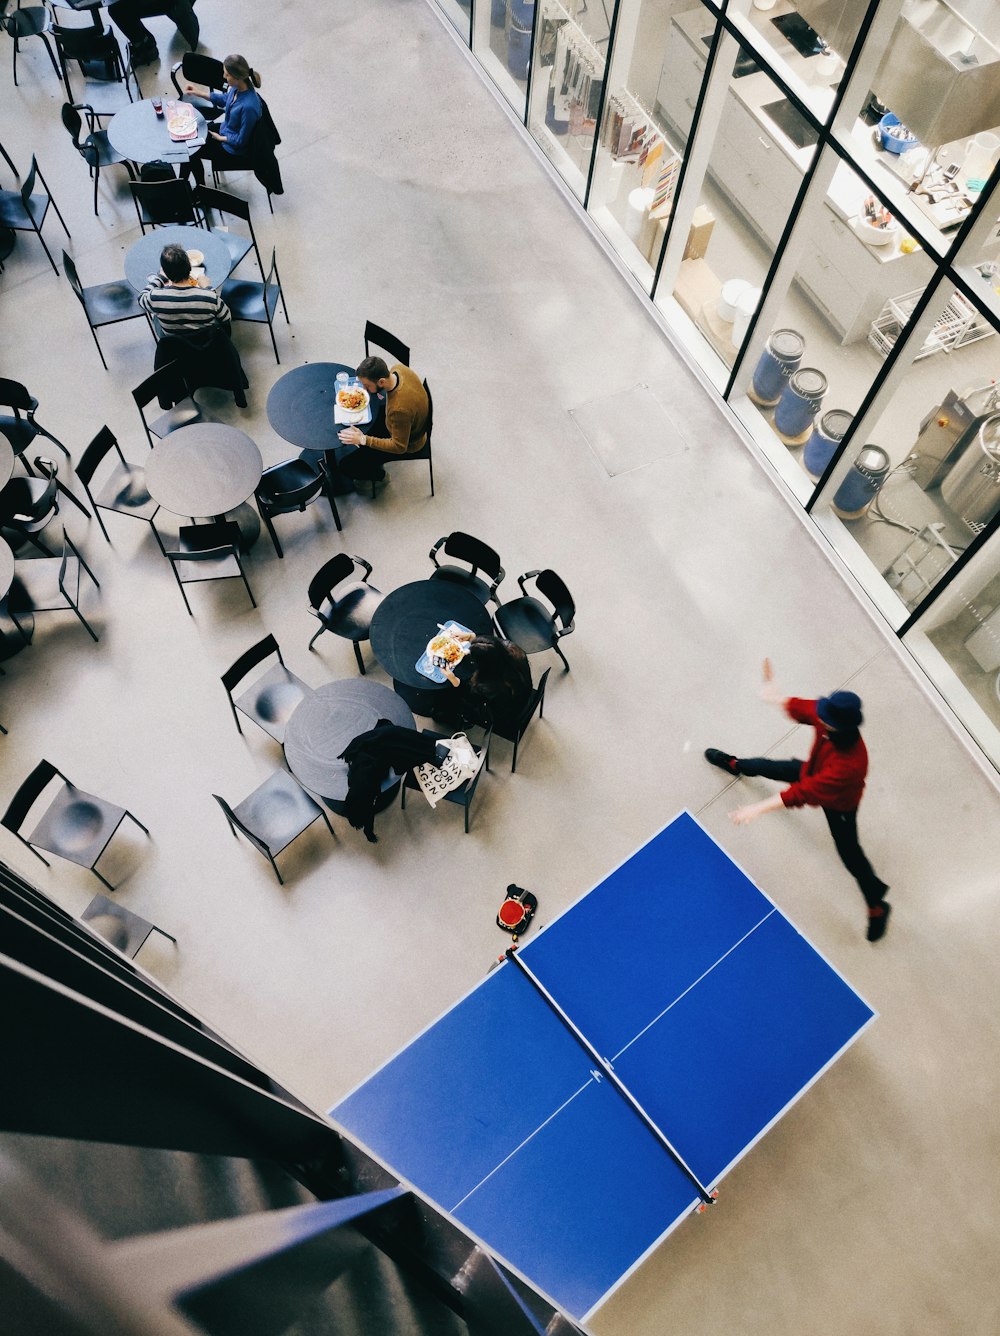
[107,99,207,167]
[283,679,415,802]
[0,536,14,601]
[125,224,231,294]
[369,581,496,691]
[0,438,14,491]
[145,423,263,517]
[267,361,378,451]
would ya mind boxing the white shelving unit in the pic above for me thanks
[869,289,996,360]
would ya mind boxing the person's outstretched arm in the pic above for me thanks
[729,659,791,826]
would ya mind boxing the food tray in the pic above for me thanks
[167,117,198,141]
[333,384,371,425]
[415,622,474,684]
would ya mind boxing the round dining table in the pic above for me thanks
[283,679,414,808]
[107,98,208,166]
[144,422,263,547]
[124,223,231,293]
[0,538,32,662]
[266,361,377,453]
[369,580,495,713]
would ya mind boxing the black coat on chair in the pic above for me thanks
[154,328,248,407]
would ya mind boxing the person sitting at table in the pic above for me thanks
[435,635,533,736]
[106,0,198,65]
[141,245,248,408]
[183,54,263,188]
[336,355,430,488]
[138,243,231,335]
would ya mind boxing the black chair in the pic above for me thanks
[0,459,90,555]
[194,184,262,275]
[132,364,204,447]
[63,251,148,367]
[61,103,135,217]
[53,21,140,118]
[255,458,341,559]
[221,633,310,744]
[495,570,576,671]
[213,770,334,885]
[306,553,383,672]
[364,320,410,367]
[2,759,149,891]
[221,246,288,363]
[0,379,71,468]
[494,667,550,773]
[74,426,160,543]
[154,329,248,408]
[1,0,60,86]
[429,530,504,605]
[81,892,176,958]
[163,520,256,616]
[170,51,224,120]
[0,138,17,178]
[11,528,101,642]
[401,727,492,834]
[129,177,202,231]
[0,156,70,275]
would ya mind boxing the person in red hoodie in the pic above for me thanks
[705,659,890,942]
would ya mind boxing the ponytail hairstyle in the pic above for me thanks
[223,54,261,88]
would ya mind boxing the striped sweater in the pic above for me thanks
[139,276,231,335]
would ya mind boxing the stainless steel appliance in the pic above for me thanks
[941,412,1000,531]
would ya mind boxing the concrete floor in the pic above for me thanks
[3,1,1000,1333]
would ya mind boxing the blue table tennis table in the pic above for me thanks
[332,811,875,1326]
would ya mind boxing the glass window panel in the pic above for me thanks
[731,152,935,498]
[527,0,613,199]
[473,0,535,115]
[954,175,1000,328]
[834,2,1000,259]
[654,42,817,384]
[434,0,472,43]
[904,539,1000,773]
[587,0,714,292]
[811,287,1000,616]
[724,0,851,124]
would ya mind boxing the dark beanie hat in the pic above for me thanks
[816,691,863,731]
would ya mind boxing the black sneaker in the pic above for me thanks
[867,902,891,942]
[131,39,158,66]
[704,748,740,775]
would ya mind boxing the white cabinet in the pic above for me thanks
[795,212,919,342]
[654,22,706,140]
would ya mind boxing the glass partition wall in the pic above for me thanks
[427,0,1000,772]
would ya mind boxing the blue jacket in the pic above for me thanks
[210,85,262,156]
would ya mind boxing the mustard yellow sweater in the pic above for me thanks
[363,365,429,455]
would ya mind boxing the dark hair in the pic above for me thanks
[160,243,191,282]
[357,356,389,382]
[828,727,861,751]
[223,54,261,88]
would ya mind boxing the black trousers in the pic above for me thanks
[182,137,253,188]
[737,756,888,908]
[336,402,389,482]
[107,0,197,47]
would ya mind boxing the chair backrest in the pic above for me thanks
[60,102,84,150]
[0,377,33,414]
[194,184,250,224]
[133,363,189,416]
[2,760,61,835]
[364,320,410,367]
[168,520,240,562]
[307,553,359,612]
[441,531,503,582]
[0,467,57,526]
[423,378,433,442]
[20,157,39,211]
[130,178,199,227]
[53,22,121,68]
[221,633,281,694]
[258,461,325,513]
[212,793,268,856]
[61,249,86,306]
[181,51,224,89]
[75,426,119,490]
[520,667,551,732]
[534,569,575,629]
[263,246,279,295]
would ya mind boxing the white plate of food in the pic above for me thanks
[167,113,198,140]
[416,622,474,683]
[186,248,204,266]
[335,384,370,424]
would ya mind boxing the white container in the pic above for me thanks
[731,287,761,347]
[854,217,899,247]
[964,133,1000,187]
[752,0,776,9]
[717,278,751,323]
[624,187,654,244]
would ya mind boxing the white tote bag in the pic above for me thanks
[414,734,483,807]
